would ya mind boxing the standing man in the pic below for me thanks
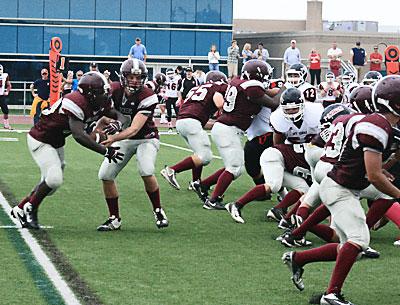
[253,42,269,62]
[128,37,147,63]
[30,68,50,125]
[327,42,343,77]
[89,62,98,72]
[227,40,240,79]
[370,46,383,72]
[178,67,199,106]
[0,64,12,129]
[71,70,83,92]
[351,41,367,82]
[283,40,301,70]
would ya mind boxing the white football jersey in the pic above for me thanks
[0,73,9,95]
[298,82,317,103]
[164,75,182,98]
[318,81,341,102]
[246,106,273,140]
[270,102,323,144]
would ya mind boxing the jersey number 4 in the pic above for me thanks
[223,85,237,112]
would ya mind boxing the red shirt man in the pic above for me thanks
[370,46,383,71]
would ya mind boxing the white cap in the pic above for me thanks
[291,39,296,44]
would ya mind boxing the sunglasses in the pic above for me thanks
[41,72,48,75]
[77,74,83,76]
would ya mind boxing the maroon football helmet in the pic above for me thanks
[78,71,110,109]
[241,59,272,88]
[120,58,148,93]
[205,70,228,83]
[372,75,400,116]
[154,73,167,86]
[349,85,374,114]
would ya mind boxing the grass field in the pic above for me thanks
[0,128,399,305]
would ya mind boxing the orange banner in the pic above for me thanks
[384,45,399,75]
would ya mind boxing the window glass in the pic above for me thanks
[44,0,70,19]
[146,0,171,22]
[43,27,69,54]
[146,30,170,55]
[18,27,44,54]
[120,29,145,56]
[19,0,44,18]
[121,0,146,21]
[96,0,120,20]
[69,28,94,54]
[220,0,233,24]
[95,29,120,55]
[171,0,195,23]
[70,0,95,20]
[195,32,219,56]
[0,0,18,17]
[0,26,17,52]
[170,31,195,56]
[196,0,220,24]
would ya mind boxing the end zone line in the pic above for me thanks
[160,141,222,160]
[0,192,82,305]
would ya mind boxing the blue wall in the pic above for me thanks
[0,0,233,56]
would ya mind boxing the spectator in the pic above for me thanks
[283,39,301,69]
[90,62,98,72]
[61,70,74,96]
[194,69,206,85]
[327,41,343,77]
[253,42,269,62]
[308,48,321,85]
[0,64,12,129]
[227,40,240,79]
[350,41,367,82]
[103,70,112,85]
[178,67,199,105]
[128,37,147,62]
[71,70,83,91]
[241,43,253,64]
[30,68,50,125]
[370,46,383,72]
[208,44,220,71]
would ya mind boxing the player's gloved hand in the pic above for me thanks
[103,120,122,135]
[284,82,294,89]
[104,146,124,163]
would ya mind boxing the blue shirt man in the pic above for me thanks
[284,39,301,67]
[128,37,147,62]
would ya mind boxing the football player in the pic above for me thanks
[225,88,322,223]
[198,60,281,210]
[285,63,317,103]
[0,64,12,129]
[340,71,358,104]
[282,75,400,305]
[11,72,126,229]
[160,71,228,191]
[361,70,382,86]
[264,88,323,221]
[96,59,169,231]
[244,79,283,186]
[145,73,167,123]
[318,72,344,108]
[164,68,182,132]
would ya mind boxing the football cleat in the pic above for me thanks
[320,292,355,305]
[188,181,195,191]
[278,218,293,230]
[290,214,304,229]
[309,293,324,304]
[153,208,169,228]
[191,180,209,203]
[97,215,122,231]
[225,202,245,223]
[23,202,40,230]
[282,251,305,291]
[203,196,225,210]
[10,205,27,227]
[266,207,285,222]
[168,128,173,134]
[160,166,181,190]
[394,239,400,247]
[281,232,312,248]
[361,247,380,259]
[275,229,292,241]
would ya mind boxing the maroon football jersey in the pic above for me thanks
[217,78,265,131]
[110,82,158,140]
[178,81,228,127]
[29,91,112,148]
[328,113,394,190]
[320,113,364,165]
[274,144,311,181]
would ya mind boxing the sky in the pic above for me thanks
[233,0,399,27]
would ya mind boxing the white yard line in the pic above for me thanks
[0,192,81,305]
[0,137,19,141]
[0,225,53,229]
[159,141,222,160]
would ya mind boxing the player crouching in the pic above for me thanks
[97,59,168,231]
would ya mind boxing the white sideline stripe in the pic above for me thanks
[0,137,19,142]
[0,192,82,305]
[160,142,222,160]
[0,225,53,229]
[0,129,29,133]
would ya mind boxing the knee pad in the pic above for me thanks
[45,166,63,190]
[260,147,282,165]
[198,150,212,166]
[138,163,155,177]
[226,164,244,180]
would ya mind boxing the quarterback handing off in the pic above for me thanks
[97,59,169,231]
[11,72,126,229]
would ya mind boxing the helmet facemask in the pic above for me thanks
[282,101,305,122]
[122,73,145,94]
[286,71,303,87]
